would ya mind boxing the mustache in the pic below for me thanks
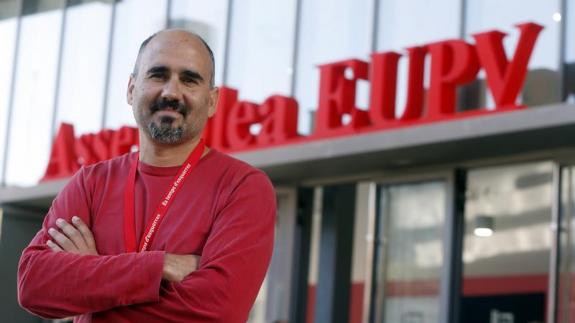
[150,98,188,116]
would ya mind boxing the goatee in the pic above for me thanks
[148,117,184,144]
[146,98,189,144]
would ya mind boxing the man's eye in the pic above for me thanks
[182,77,198,84]
[149,73,166,80]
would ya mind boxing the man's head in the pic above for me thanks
[127,29,218,146]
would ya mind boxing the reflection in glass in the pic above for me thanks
[104,0,167,130]
[373,181,446,323]
[464,0,561,108]
[5,1,64,186]
[55,1,112,136]
[294,0,372,135]
[0,0,20,185]
[376,0,460,117]
[227,0,296,102]
[558,166,575,323]
[462,162,552,323]
[169,0,228,87]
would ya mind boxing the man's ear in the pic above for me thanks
[127,74,135,105]
[208,87,219,118]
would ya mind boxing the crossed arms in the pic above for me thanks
[17,168,276,322]
[45,216,198,283]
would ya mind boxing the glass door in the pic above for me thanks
[372,179,448,323]
[461,162,553,323]
[248,187,297,323]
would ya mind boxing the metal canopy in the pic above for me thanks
[3,103,575,209]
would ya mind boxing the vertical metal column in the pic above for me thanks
[289,186,314,323]
[314,184,356,323]
[548,164,562,323]
[441,169,466,323]
[221,0,233,86]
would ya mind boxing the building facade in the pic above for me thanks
[2,0,575,323]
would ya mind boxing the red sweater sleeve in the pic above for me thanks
[17,168,165,319]
[112,171,276,322]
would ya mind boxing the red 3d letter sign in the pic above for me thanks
[43,22,542,181]
[314,22,542,137]
[42,124,138,181]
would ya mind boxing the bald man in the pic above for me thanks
[18,30,276,323]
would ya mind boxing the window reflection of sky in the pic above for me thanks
[6,8,63,186]
[294,0,371,135]
[56,2,111,136]
[227,0,296,103]
[0,18,17,185]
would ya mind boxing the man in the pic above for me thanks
[17,29,276,323]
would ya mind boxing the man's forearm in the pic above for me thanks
[18,246,164,319]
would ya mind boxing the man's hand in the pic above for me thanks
[47,216,99,256]
[162,254,199,283]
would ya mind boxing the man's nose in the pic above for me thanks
[161,77,183,101]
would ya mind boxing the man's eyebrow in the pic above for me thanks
[146,66,169,75]
[181,70,205,83]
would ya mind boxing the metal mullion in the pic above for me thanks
[288,0,302,97]
[165,0,172,28]
[221,0,233,86]
[370,185,389,323]
[370,0,380,52]
[459,0,467,39]
[548,163,563,323]
[442,168,465,323]
[559,0,568,101]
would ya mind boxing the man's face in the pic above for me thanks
[127,31,218,145]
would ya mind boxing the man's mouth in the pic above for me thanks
[150,99,188,118]
[155,109,182,119]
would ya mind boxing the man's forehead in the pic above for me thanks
[145,37,201,58]
[139,32,211,68]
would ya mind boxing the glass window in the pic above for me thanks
[465,0,561,108]
[0,0,20,186]
[226,0,296,102]
[376,0,461,117]
[461,162,552,323]
[169,0,229,87]
[294,0,372,134]
[373,180,447,323]
[54,0,113,136]
[104,0,167,130]
[5,0,65,186]
[559,165,575,323]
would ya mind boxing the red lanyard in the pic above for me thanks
[123,139,205,252]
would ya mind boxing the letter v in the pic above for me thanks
[473,22,543,107]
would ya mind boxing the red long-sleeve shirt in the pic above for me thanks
[18,149,276,322]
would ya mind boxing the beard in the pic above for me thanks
[145,98,190,145]
[148,116,185,144]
